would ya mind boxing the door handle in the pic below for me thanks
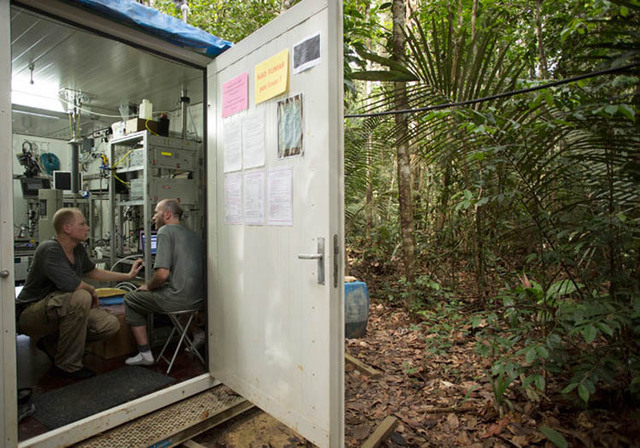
[297,237,325,285]
[0,270,10,278]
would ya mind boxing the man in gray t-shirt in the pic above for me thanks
[124,199,204,366]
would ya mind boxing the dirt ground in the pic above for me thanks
[190,300,640,447]
[193,407,310,447]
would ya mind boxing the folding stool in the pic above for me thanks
[156,308,204,374]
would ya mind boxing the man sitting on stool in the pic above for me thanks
[16,208,143,380]
[124,199,204,366]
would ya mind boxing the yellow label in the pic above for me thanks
[255,49,289,104]
[160,151,172,156]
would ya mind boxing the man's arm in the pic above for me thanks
[137,268,170,291]
[84,259,144,282]
[76,280,99,307]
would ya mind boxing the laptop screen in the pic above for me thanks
[139,230,158,255]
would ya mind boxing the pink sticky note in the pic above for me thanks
[222,72,249,118]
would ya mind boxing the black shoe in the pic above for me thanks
[50,365,96,380]
[35,339,55,364]
[17,388,36,422]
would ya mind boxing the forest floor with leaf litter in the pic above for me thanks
[344,298,639,447]
[195,295,639,447]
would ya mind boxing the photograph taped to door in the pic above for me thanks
[277,94,303,159]
[293,33,321,74]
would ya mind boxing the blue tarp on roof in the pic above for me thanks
[70,0,233,57]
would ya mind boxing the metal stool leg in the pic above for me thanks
[165,313,194,374]
[156,309,205,374]
[182,331,205,365]
[156,324,178,366]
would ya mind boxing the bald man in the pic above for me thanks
[16,208,143,380]
[124,199,204,366]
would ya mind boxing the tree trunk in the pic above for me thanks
[535,0,549,77]
[365,2,374,237]
[392,0,415,283]
[471,0,478,60]
[436,163,451,232]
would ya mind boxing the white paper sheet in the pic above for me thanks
[268,166,293,226]
[223,119,242,173]
[224,172,243,224]
[242,110,266,169]
[243,170,265,225]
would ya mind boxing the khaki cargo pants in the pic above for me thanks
[18,290,119,372]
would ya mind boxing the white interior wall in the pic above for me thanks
[167,102,204,141]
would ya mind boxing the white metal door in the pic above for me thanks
[1,0,18,446]
[206,1,344,447]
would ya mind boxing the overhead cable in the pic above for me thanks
[344,62,639,119]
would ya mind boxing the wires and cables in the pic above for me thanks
[109,147,136,188]
[145,118,159,136]
[115,282,138,292]
[40,153,60,174]
[114,173,130,188]
[110,254,144,272]
[345,62,640,119]
[17,140,45,177]
[56,95,135,119]
[112,149,134,167]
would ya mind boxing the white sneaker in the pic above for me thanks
[125,352,154,366]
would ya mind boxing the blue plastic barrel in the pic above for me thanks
[345,281,369,338]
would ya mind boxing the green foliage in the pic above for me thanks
[540,426,568,448]
[486,368,518,414]
[416,295,463,357]
[151,0,282,43]
[473,277,640,407]
[343,0,639,413]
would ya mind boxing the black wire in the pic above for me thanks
[344,62,640,119]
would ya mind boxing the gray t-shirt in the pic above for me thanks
[17,239,95,305]
[153,224,204,303]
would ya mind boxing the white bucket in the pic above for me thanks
[111,121,125,138]
[139,99,153,120]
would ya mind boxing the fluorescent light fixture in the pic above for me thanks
[13,109,61,120]
[11,77,66,113]
[12,90,66,113]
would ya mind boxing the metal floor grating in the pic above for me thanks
[74,385,246,448]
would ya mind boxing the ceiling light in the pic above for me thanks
[13,109,61,120]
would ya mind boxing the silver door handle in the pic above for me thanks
[297,237,325,285]
[297,254,322,260]
[0,270,10,278]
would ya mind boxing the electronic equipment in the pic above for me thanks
[149,178,197,204]
[38,189,63,241]
[53,170,82,191]
[139,230,158,255]
[14,256,31,283]
[20,177,51,198]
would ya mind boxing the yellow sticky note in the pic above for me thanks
[255,49,289,104]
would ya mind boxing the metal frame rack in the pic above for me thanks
[108,130,201,283]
